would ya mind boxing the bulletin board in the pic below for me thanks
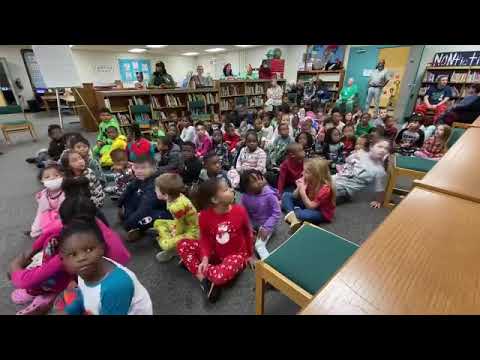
[118,59,151,84]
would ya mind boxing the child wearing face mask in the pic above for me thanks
[30,164,66,238]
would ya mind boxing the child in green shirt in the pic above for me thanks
[355,113,375,137]
[93,108,121,158]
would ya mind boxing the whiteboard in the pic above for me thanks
[32,45,81,88]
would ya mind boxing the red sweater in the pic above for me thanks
[198,205,253,261]
[308,184,335,222]
[277,158,304,195]
[223,133,241,152]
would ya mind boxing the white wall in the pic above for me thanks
[71,50,196,86]
[0,45,35,104]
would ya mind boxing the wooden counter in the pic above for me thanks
[415,128,480,204]
[301,188,480,315]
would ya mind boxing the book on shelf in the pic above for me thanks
[418,86,428,96]
[467,71,480,83]
[450,71,467,83]
[423,71,436,82]
[117,113,132,126]
[248,96,264,107]
[220,85,240,97]
[104,98,112,111]
[152,109,167,121]
[220,98,235,111]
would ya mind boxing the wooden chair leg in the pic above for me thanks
[2,128,11,145]
[383,168,397,209]
[255,264,266,315]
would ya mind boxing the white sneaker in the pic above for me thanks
[255,241,270,260]
[284,211,295,224]
[155,249,176,263]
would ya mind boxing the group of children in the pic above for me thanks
[9,100,453,314]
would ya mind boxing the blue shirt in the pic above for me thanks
[426,85,452,105]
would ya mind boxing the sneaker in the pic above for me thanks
[255,241,270,260]
[127,229,143,242]
[25,157,36,164]
[284,211,295,224]
[155,249,176,263]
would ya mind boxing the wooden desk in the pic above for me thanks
[472,115,480,128]
[301,188,480,315]
[415,128,480,204]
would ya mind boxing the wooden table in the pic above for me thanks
[415,127,480,204]
[472,115,480,128]
[301,188,480,315]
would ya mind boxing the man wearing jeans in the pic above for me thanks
[365,60,391,116]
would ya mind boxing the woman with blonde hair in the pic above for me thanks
[281,158,336,232]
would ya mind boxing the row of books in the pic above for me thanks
[467,71,480,83]
[450,72,468,83]
[220,98,235,111]
[220,85,241,97]
[423,71,446,83]
[248,96,264,108]
[187,93,218,105]
[245,84,264,95]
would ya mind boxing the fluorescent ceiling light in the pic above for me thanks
[69,45,74,48]
[235,45,256,48]
[182,52,199,56]
[146,45,168,48]
[128,48,147,53]
[205,48,226,53]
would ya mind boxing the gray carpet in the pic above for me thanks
[0,112,395,315]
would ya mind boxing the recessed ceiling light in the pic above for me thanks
[205,48,226,53]
[146,45,168,48]
[128,48,147,53]
[69,45,74,48]
[182,52,199,56]
[235,45,256,48]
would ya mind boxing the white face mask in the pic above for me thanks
[43,177,63,191]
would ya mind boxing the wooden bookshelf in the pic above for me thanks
[416,66,480,107]
[218,79,286,112]
[72,85,220,131]
[296,69,345,109]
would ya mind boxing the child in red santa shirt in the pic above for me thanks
[177,178,254,302]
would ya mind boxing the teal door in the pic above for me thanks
[345,47,380,110]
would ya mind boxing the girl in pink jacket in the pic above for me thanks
[9,194,130,315]
[30,164,66,238]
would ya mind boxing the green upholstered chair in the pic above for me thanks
[0,105,37,144]
[129,104,153,135]
[447,127,465,148]
[383,154,437,208]
[255,223,358,314]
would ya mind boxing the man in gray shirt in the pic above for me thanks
[365,60,391,116]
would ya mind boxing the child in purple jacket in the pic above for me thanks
[239,169,282,260]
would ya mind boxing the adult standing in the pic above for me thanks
[191,65,210,88]
[365,60,391,115]
[266,78,283,111]
[258,60,272,80]
[222,63,235,79]
[415,75,452,123]
[149,61,176,88]
[336,77,358,113]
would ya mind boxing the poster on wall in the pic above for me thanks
[303,45,346,71]
[118,59,151,84]
[431,51,480,67]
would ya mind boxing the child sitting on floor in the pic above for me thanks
[61,150,105,208]
[341,124,356,158]
[322,127,345,174]
[70,135,106,185]
[383,115,398,143]
[167,122,181,146]
[177,178,253,302]
[240,170,281,260]
[195,121,213,158]
[180,114,196,144]
[104,149,134,200]
[93,108,121,158]
[180,142,202,188]
[261,112,275,148]
[277,143,305,197]
[395,114,425,156]
[58,219,151,315]
[118,156,171,242]
[99,126,128,168]
[355,113,375,137]
[155,135,183,175]
[295,131,314,159]
[30,164,65,238]
[414,124,451,160]
[199,152,232,187]
[223,123,241,154]
[268,122,295,168]
[372,108,388,128]
[26,124,65,168]
[9,181,130,316]
[236,130,267,175]
[153,173,199,263]
[212,129,232,170]
[333,137,390,208]
[126,125,155,162]
[282,158,336,232]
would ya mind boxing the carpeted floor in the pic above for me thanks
[0,112,398,315]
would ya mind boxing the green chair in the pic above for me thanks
[383,154,436,208]
[0,105,37,144]
[255,223,358,314]
[129,104,153,135]
[447,127,465,148]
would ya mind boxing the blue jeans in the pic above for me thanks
[365,86,382,115]
[281,192,324,224]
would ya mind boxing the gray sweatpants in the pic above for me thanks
[365,86,382,115]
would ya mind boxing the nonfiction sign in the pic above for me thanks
[432,51,480,67]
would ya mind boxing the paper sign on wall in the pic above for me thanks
[95,65,113,73]
[363,69,373,77]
